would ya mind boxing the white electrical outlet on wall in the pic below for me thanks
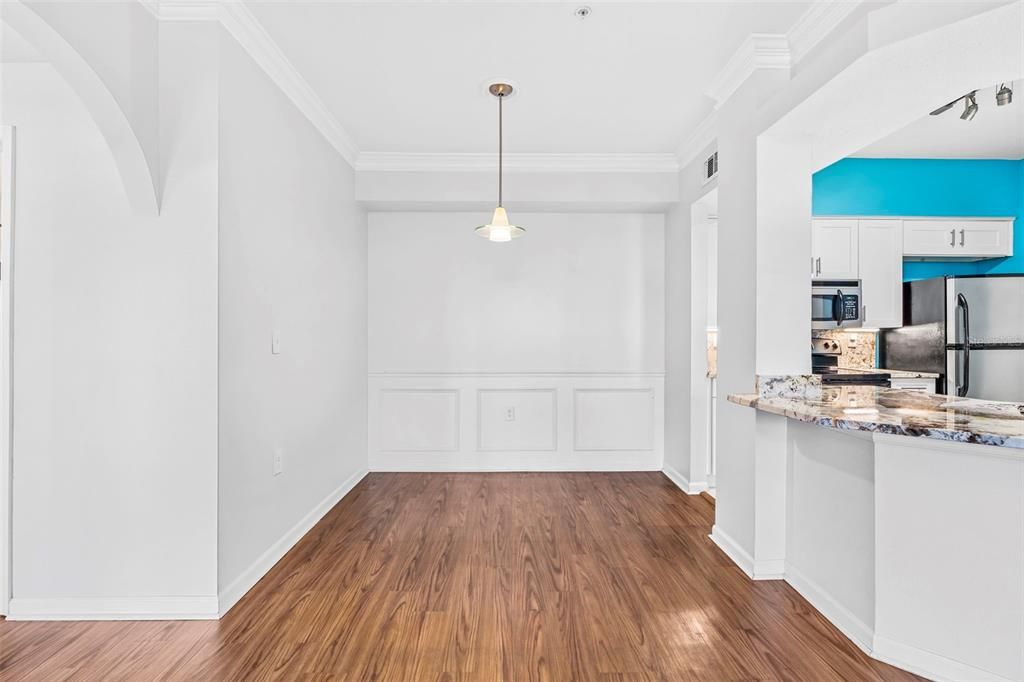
[273,449,283,476]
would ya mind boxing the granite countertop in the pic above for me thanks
[838,366,941,379]
[728,386,1024,449]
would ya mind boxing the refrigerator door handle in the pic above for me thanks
[956,293,970,396]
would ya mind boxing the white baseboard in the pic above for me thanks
[217,467,369,618]
[369,464,662,472]
[662,464,708,494]
[753,558,785,579]
[873,635,1016,682]
[784,563,874,655]
[6,595,219,621]
[710,524,754,577]
[709,525,784,580]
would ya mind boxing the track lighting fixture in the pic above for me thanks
[996,83,1013,106]
[931,83,1015,120]
[960,91,978,120]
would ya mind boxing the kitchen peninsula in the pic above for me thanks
[728,380,1024,681]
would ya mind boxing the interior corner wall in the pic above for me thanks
[215,30,368,603]
[367,211,664,472]
[3,22,220,617]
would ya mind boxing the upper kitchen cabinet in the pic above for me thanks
[903,218,1014,260]
[811,219,859,279]
[857,220,903,328]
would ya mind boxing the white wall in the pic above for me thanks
[368,211,664,471]
[216,32,368,603]
[3,45,220,616]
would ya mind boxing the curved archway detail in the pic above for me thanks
[2,1,159,215]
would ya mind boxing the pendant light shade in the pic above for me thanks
[475,83,524,242]
[476,206,525,242]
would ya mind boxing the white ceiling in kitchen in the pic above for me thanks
[854,81,1024,159]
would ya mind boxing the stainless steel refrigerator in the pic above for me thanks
[879,275,1024,401]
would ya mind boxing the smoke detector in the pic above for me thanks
[574,6,591,19]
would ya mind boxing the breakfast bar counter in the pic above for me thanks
[728,385,1024,449]
[725,379,1024,681]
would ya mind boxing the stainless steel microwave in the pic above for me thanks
[812,279,863,330]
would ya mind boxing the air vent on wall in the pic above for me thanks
[703,150,719,185]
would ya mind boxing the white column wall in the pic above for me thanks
[3,21,221,618]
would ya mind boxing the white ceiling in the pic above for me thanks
[854,81,1024,159]
[247,1,812,154]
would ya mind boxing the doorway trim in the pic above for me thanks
[1,125,16,617]
[688,186,718,494]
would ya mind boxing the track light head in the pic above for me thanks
[930,98,959,116]
[960,92,978,121]
[996,83,1013,106]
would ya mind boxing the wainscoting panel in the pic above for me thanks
[477,389,557,452]
[377,389,460,453]
[369,374,664,471]
[574,388,655,452]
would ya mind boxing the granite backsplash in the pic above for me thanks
[812,329,877,369]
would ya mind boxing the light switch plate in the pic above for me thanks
[271,331,281,355]
[273,449,283,476]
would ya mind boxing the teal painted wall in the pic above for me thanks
[812,158,1024,280]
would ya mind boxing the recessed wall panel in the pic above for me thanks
[378,389,459,452]
[477,389,556,452]
[574,388,654,451]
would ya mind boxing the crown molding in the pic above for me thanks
[140,0,358,166]
[787,1,866,65]
[678,3,867,166]
[705,33,791,109]
[675,113,718,169]
[355,152,679,174]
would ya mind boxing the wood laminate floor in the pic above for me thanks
[0,473,922,680]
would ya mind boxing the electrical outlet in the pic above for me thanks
[505,407,516,422]
[273,449,283,476]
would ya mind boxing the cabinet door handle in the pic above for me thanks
[950,229,956,247]
[815,257,821,276]
[959,228,965,247]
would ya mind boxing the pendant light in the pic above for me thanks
[476,83,525,242]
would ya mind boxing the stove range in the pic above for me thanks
[812,338,891,387]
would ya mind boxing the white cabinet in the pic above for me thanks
[857,220,903,328]
[812,219,859,279]
[903,219,1013,260]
